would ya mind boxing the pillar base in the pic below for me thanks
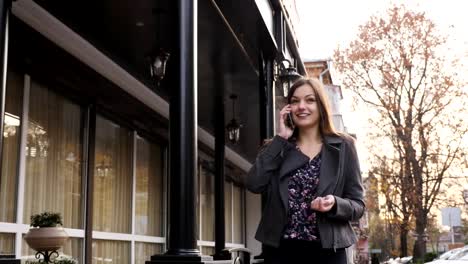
[212,249,231,260]
[146,254,204,264]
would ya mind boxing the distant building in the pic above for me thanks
[304,60,346,132]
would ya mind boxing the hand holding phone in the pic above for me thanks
[278,105,294,139]
[285,113,295,129]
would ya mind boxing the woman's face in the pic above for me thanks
[289,84,320,129]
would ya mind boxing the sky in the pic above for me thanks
[295,0,468,173]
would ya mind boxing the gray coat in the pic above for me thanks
[246,135,365,249]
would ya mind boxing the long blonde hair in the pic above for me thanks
[287,77,339,139]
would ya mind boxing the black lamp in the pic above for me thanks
[226,94,242,144]
[278,59,301,97]
[149,49,170,86]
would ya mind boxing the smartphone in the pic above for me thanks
[285,113,295,129]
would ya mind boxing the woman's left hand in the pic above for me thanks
[310,195,335,212]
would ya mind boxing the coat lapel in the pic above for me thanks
[316,136,343,197]
[278,149,309,211]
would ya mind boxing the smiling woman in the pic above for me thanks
[246,77,365,264]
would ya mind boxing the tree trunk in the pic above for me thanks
[413,213,427,261]
[400,228,408,257]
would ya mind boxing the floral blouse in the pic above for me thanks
[282,152,322,241]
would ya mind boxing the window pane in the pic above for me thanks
[0,233,15,255]
[135,242,162,264]
[135,138,164,236]
[200,166,214,241]
[232,184,243,244]
[224,181,232,243]
[23,81,83,229]
[201,246,214,256]
[92,240,130,264]
[93,116,132,233]
[23,237,82,263]
[0,71,22,223]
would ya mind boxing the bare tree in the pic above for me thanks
[334,5,467,261]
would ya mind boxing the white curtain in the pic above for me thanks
[93,116,132,233]
[232,184,243,244]
[0,233,15,255]
[200,165,214,241]
[92,240,130,264]
[23,81,83,229]
[0,70,23,223]
[135,242,161,264]
[135,138,164,236]
[224,181,232,242]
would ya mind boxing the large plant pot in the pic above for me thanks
[24,227,69,252]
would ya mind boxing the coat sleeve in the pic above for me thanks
[246,136,294,194]
[326,138,365,221]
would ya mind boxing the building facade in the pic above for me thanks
[0,0,305,263]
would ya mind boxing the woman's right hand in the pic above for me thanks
[278,104,294,139]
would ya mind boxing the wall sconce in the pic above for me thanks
[276,59,302,97]
[226,94,242,144]
[148,49,170,86]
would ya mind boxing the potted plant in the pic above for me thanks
[24,212,69,252]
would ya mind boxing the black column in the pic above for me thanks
[84,105,96,264]
[212,57,230,261]
[255,55,274,261]
[265,59,274,137]
[0,0,11,180]
[259,56,274,140]
[148,0,202,263]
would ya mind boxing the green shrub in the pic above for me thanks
[424,252,438,262]
[30,212,63,227]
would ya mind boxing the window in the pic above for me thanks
[23,80,83,229]
[0,72,167,263]
[93,116,133,233]
[224,181,232,242]
[0,233,15,255]
[225,181,244,245]
[232,184,244,244]
[135,242,162,264]
[0,71,22,223]
[92,240,130,264]
[92,116,165,263]
[199,162,215,251]
[197,156,246,253]
[135,137,164,237]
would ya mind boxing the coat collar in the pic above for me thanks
[323,135,344,146]
[279,135,343,180]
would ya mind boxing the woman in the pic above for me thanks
[246,78,365,264]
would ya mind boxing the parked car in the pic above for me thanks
[426,247,468,264]
[385,256,413,263]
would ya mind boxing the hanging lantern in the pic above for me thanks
[149,49,170,86]
[278,59,302,97]
[226,94,242,144]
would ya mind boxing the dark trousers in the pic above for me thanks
[264,239,347,264]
